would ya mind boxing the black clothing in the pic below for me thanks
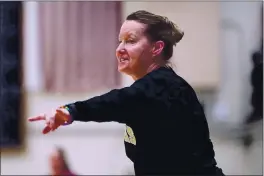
[248,52,263,123]
[66,67,224,175]
[244,51,263,125]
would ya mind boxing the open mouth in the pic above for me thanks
[120,58,129,62]
[118,56,129,63]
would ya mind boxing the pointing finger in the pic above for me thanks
[28,115,46,122]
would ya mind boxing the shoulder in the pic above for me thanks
[131,67,199,101]
[131,67,178,90]
[130,66,198,97]
[152,68,201,108]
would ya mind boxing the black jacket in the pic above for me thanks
[66,67,224,175]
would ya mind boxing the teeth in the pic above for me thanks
[120,58,128,62]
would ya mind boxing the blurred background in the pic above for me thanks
[0,1,263,175]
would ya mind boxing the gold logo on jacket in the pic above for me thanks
[124,125,136,145]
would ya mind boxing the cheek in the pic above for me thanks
[126,44,147,63]
[126,46,141,59]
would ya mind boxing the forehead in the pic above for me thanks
[119,20,147,37]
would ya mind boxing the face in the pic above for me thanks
[116,20,154,77]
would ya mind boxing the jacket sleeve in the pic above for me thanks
[64,84,146,124]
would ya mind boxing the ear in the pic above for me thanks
[152,41,165,57]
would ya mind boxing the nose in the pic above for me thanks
[116,43,126,56]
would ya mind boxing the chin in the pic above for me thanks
[118,66,132,75]
[118,65,127,72]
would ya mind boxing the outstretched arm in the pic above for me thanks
[28,79,149,134]
[65,85,146,124]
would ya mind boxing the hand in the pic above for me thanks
[28,107,71,134]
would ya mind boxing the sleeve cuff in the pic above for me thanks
[62,104,78,125]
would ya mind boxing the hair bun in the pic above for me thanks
[172,25,184,44]
[168,21,184,45]
[160,17,184,45]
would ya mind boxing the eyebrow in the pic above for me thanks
[119,33,137,41]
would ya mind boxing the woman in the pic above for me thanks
[29,10,224,175]
[49,147,76,176]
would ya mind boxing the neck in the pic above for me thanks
[131,63,163,81]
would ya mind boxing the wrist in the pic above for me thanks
[60,106,73,125]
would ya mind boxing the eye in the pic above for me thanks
[118,38,136,44]
[126,39,136,44]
